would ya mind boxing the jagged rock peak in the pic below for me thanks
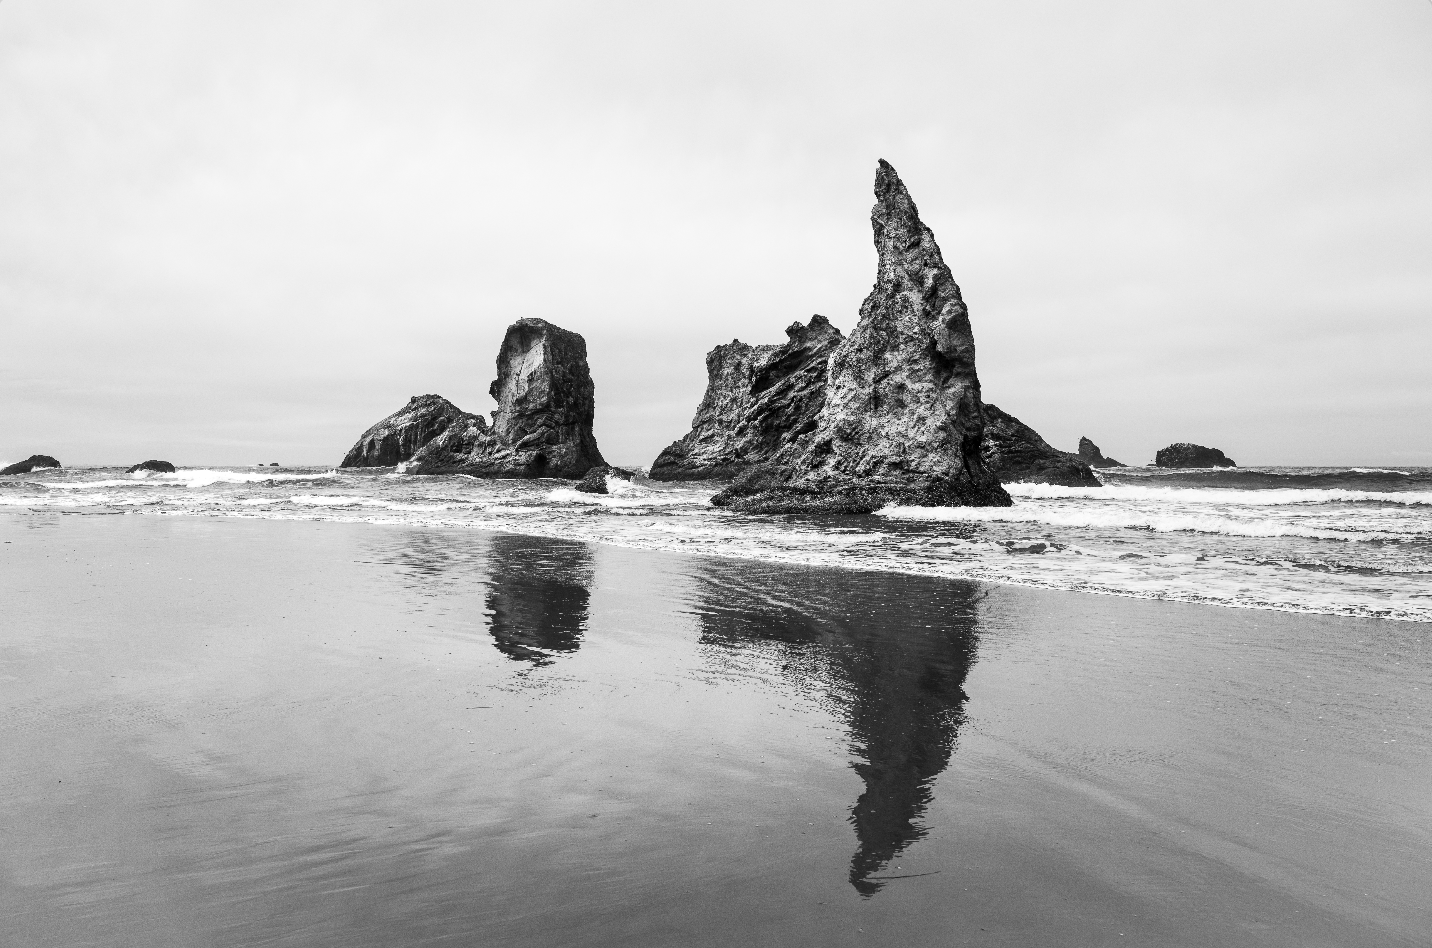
[407,319,606,478]
[1078,437,1124,468]
[340,394,469,468]
[982,404,1101,487]
[712,160,1010,513]
[1155,442,1236,468]
[649,314,843,481]
[1,455,61,476]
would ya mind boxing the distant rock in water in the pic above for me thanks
[712,160,1011,514]
[1078,437,1124,468]
[573,464,637,494]
[1,455,60,476]
[1155,443,1236,468]
[340,394,467,468]
[126,460,175,474]
[407,319,606,478]
[650,315,844,481]
[981,405,1100,487]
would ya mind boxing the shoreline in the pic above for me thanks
[7,503,1426,624]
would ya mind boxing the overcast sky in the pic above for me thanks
[2,1,1429,468]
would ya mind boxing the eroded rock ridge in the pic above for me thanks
[650,315,843,481]
[981,405,1100,487]
[340,394,467,468]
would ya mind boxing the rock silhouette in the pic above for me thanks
[340,394,467,468]
[126,460,175,474]
[712,161,1010,514]
[484,534,592,666]
[981,404,1101,487]
[407,319,606,478]
[1,455,60,476]
[1156,443,1236,468]
[650,315,843,481]
[1078,437,1124,468]
[691,559,980,896]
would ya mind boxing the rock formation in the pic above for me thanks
[650,315,844,481]
[406,319,606,478]
[1155,443,1236,468]
[1,455,60,476]
[711,160,1011,514]
[574,465,636,494]
[1078,437,1124,468]
[980,404,1101,487]
[340,394,467,468]
[126,460,175,474]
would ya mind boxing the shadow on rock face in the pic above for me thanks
[689,560,981,896]
[484,534,593,666]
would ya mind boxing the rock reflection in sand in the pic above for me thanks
[484,534,593,666]
[690,561,980,895]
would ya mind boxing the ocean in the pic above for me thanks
[4,463,1428,623]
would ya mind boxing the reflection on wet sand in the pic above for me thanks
[484,534,593,666]
[692,560,981,895]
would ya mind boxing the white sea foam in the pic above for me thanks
[1004,482,1432,506]
[877,503,1400,541]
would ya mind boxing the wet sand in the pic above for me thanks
[2,511,1428,947]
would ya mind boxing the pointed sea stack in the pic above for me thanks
[1155,443,1236,468]
[650,315,844,481]
[340,394,468,468]
[981,405,1101,487]
[1078,436,1123,468]
[407,319,606,478]
[712,160,1011,514]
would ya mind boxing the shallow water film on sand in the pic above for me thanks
[2,514,1428,947]
[3,463,1429,621]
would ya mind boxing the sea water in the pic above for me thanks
[2,463,1428,622]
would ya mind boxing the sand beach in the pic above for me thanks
[2,510,1427,947]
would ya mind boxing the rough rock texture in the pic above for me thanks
[712,161,1011,514]
[126,460,176,474]
[574,465,636,494]
[1078,437,1124,468]
[980,404,1101,487]
[1,455,61,476]
[649,315,844,481]
[340,394,467,468]
[407,319,606,478]
[1156,443,1236,468]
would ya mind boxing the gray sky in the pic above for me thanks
[3,1,1430,468]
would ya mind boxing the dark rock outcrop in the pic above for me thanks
[712,160,1011,514]
[407,319,606,478]
[980,404,1101,487]
[1155,443,1236,468]
[1,455,61,476]
[574,465,636,494]
[126,460,175,474]
[650,315,844,481]
[340,394,467,468]
[1078,437,1124,468]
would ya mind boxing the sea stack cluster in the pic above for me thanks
[336,159,1238,506]
[659,160,1091,511]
